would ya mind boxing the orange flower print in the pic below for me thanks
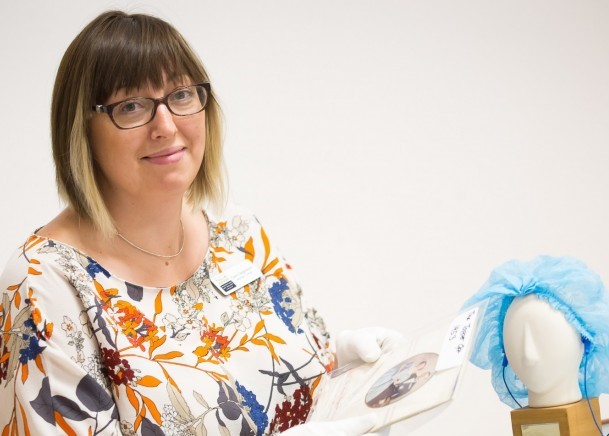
[193,324,231,363]
[110,300,157,349]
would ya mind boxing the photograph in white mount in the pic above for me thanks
[365,352,438,408]
[308,305,483,432]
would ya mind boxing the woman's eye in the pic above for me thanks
[118,100,145,114]
[171,89,193,102]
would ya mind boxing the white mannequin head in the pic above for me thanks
[503,294,584,408]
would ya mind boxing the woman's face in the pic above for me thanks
[88,79,206,204]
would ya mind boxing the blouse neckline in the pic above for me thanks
[31,211,213,290]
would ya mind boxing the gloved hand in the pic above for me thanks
[281,414,379,435]
[336,327,406,366]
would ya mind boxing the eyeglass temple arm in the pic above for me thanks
[92,104,109,114]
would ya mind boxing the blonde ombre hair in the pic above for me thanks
[51,10,225,238]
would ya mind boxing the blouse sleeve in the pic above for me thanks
[248,212,338,430]
[0,236,120,435]
[277,240,334,357]
[248,212,334,366]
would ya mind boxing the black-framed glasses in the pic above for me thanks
[92,82,211,130]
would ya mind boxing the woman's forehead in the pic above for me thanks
[105,76,192,102]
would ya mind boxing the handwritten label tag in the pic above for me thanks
[435,306,479,371]
[210,261,263,296]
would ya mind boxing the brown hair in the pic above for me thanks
[51,10,225,237]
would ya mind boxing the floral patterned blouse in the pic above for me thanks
[0,206,333,435]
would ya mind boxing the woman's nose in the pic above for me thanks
[150,103,178,139]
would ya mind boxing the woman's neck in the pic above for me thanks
[104,191,186,257]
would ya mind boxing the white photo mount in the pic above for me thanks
[307,303,486,432]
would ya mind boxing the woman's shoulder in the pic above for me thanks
[206,202,257,222]
[0,210,88,286]
[34,208,90,249]
[0,234,66,291]
[206,203,264,232]
[204,203,276,256]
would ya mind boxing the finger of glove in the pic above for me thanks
[353,333,383,363]
[374,328,407,353]
[355,327,408,362]
[337,327,407,365]
[336,330,358,365]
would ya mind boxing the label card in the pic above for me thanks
[435,306,479,371]
[210,261,263,296]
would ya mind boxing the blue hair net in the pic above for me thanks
[463,256,609,408]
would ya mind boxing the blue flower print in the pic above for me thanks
[19,335,46,364]
[236,381,268,435]
[86,258,111,279]
[269,278,303,334]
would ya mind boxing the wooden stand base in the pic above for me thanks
[510,398,601,436]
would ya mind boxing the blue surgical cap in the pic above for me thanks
[463,256,609,408]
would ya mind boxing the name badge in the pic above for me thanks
[210,261,263,296]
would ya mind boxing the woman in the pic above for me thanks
[0,10,397,435]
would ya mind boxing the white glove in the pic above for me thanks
[281,414,378,435]
[336,326,406,366]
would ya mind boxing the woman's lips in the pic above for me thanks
[143,147,186,164]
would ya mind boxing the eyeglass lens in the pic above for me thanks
[111,85,208,129]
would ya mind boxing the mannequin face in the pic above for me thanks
[503,294,584,407]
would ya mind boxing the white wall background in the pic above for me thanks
[1,1,608,434]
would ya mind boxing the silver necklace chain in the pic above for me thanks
[117,221,185,259]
